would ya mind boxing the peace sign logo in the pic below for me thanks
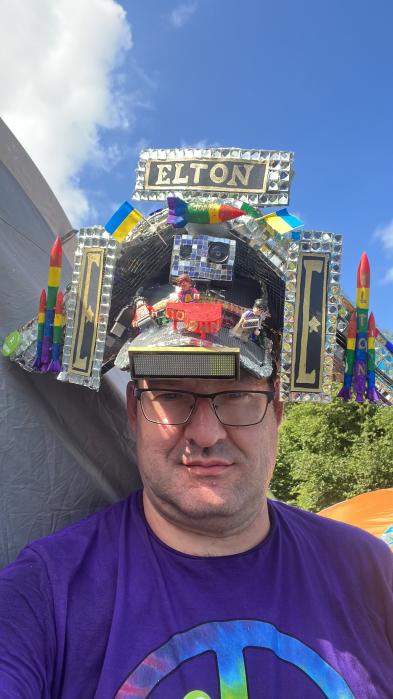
[115,619,354,698]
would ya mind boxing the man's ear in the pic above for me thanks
[273,377,284,427]
[127,381,138,433]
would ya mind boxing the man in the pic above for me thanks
[0,367,392,697]
[1,146,392,697]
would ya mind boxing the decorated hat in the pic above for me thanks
[4,146,393,405]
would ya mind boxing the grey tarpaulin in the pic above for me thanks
[0,119,141,569]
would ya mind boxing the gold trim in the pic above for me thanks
[143,157,269,194]
[291,253,328,392]
[69,248,104,377]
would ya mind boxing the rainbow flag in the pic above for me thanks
[105,201,143,242]
[263,209,303,237]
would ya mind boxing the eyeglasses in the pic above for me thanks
[134,387,275,427]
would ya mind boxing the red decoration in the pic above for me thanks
[166,302,222,340]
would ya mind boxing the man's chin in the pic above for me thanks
[163,486,243,522]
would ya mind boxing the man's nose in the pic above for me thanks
[183,396,227,447]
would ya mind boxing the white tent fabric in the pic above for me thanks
[0,119,141,568]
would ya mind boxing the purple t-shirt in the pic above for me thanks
[0,491,392,698]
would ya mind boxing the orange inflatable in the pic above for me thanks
[319,489,393,550]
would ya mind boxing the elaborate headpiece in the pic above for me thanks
[3,146,393,405]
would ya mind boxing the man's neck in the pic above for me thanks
[142,492,271,557]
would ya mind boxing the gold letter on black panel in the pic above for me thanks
[69,249,104,377]
[291,253,328,392]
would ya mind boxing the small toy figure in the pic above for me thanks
[176,274,200,303]
[132,290,154,330]
[230,298,271,342]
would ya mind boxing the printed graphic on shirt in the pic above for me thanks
[115,619,354,698]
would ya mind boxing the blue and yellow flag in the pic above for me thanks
[105,201,143,242]
[263,208,303,237]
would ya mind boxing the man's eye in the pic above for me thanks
[223,392,248,401]
[156,392,183,402]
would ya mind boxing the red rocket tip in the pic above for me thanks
[347,311,357,338]
[38,289,47,312]
[356,252,370,288]
[367,312,376,336]
[50,236,62,267]
[219,205,246,222]
[55,291,64,314]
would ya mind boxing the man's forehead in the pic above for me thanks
[140,375,272,391]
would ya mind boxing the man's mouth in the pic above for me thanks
[183,461,232,476]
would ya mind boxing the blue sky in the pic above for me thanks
[2,0,393,330]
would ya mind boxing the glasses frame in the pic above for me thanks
[134,387,275,427]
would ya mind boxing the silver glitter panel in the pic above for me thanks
[115,320,273,380]
[8,317,42,371]
[279,231,343,403]
[170,234,236,283]
[58,227,118,391]
[133,148,294,206]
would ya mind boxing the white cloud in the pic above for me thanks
[375,219,393,252]
[170,2,197,28]
[374,218,393,283]
[0,0,132,225]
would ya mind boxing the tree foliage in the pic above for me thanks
[271,385,393,512]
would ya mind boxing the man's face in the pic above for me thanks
[127,375,283,534]
[180,279,191,290]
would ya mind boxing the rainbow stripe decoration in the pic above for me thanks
[263,208,303,237]
[48,291,64,373]
[105,201,143,242]
[367,313,379,402]
[32,289,47,369]
[353,252,370,402]
[167,196,246,228]
[41,236,62,371]
[338,252,380,403]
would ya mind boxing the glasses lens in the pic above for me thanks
[141,390,195,425]
[213,392,268,426]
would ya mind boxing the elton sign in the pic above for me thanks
[133,148,293,206]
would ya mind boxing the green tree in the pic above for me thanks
[271,386,393,512]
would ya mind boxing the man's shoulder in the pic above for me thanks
[270,498,392,566]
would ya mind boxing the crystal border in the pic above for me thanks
[279,231,343,403]
[58,227,118,391]
[132,148,294,206]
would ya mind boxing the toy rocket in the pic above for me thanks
[48,291,64,373]
[40,236,62,371]
[353,252,370,402]
[367,313,379,402]
[167,196,246,228]
[32,289,47,369]
[338,252,379,403]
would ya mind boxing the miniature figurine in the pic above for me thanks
[176,274,200,303]
[132,289,154,330]
[230,298,271,343]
